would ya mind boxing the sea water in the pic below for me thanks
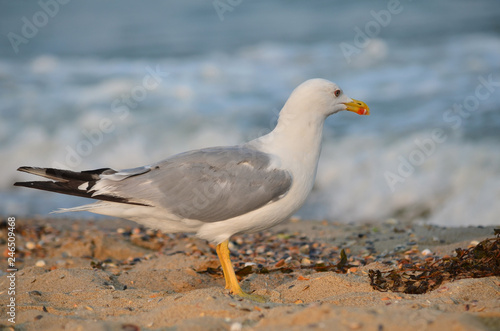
[1,0,499,226]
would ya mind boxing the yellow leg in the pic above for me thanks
[216,240,232,290]
[216,240,266,302]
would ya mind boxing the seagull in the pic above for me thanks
[15,78,369,301]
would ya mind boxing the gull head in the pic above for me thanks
[285,78,370,118]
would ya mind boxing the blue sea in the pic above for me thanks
[1,0,500,226]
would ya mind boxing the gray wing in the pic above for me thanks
[105,146,292,222]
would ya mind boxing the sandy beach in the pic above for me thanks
[1,217,499,330]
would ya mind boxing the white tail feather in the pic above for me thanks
[50,203,102,214]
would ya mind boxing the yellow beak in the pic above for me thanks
[344,99,370,115]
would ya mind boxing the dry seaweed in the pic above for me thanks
[229,248,354,279]
[369,231,500,294]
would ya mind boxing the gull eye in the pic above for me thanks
[334,89,341,97]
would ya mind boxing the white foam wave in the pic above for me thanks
[305,133,500,227]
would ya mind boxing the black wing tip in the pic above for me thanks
[13,180,152,207]
[15,166,117,183]
[13,181,48,188]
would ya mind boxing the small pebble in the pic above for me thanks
[26,242,36,250]
[348,322,362,330]
[121,324,140,331]
[385,218,398,225]
[301,258,312,266]
[421,249,432,256]
[35,260,46,267]
[299,244,310,255]
[256,245,266,254]
[275,259,285,267]
[230,322,243,331]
